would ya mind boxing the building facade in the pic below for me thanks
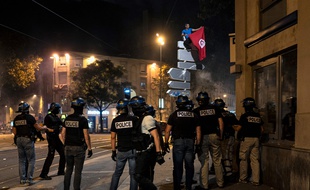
[233,0,310,189]
[49,51,172,133]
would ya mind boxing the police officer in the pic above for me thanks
[214,99,238,178]
[145,105,165,182]
[12,102,48,185]
[193,92,224,189]
[165,95,201,190]
[61,97,93,190]
[110,99,138,190]
[129,96,165,190]
[39,103,65,180]
[237,97,264,186]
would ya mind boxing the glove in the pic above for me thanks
[163,143,170,154]
[195,144,202,156]
[111,150,117,161]
[87,149,93,158]
[156,152,165,165]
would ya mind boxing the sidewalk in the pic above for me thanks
[1,134,276,190]
[8,150,277,190]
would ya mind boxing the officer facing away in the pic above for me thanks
[12,102,48,185]
[193,92,224,189]
[110,99,138,190]
[213,99,238,178]
[145,105,166,182]
[128,96,165,190]
[237,97,264,186]
[165,95,201,190]
[39,103,65,180]
[61,97,93,190]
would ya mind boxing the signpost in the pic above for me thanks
[177,62,205,70]
[167,81,190,89]
[168,68,190,81]
[166,89,190,97]
[177,49,195,62]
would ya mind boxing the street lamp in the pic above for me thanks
[156,33,165,121]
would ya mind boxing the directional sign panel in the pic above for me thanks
[168,68,190,81]
[177,41,185,49]
[177,49,195,62]
[167,89,190,97]
[168,81,191,89]
[177,62,205,70]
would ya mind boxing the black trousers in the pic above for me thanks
[40,136,65,176]
[183,38,192,49]
[134,149,157,190]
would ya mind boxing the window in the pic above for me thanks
[140,64,146,73]
[280,50,297,141]
[58,72,67,84]
[254,49,297,140]
[141,78,146,90]
[255,63,277,135]
[260,0,287,29]
[59,57,67,66]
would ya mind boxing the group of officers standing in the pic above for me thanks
[110,92,264,190]
[11,91,263,190]
[12,97,92,190]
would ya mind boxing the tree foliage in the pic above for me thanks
[70,59,129,132]
[6,55,42,89]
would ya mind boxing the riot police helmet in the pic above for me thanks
[116,98,129,114]
[242,97,256,108]
[185,100,194,110]
[145,104,156,117]
[16,102,30,113]
[49,102,61,114]
[214,98,226,109]
[196,92,210,105]
[71,97,86,108]
[129,96,147,115]
[176,95,190,108]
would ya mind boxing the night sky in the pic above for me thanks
[0,0,235,100]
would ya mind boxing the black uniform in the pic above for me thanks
[193,104,224,188]
[63,113,89,190]
[219,109,238,177]
[238,110,263,184]
[167,108,200,190]
[14,113,38,184]
[110,114,138,190]
[40,113,65,178]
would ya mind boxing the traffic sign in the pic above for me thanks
[168,81,191,89]
[168,68,191,81]
[177,62,205,70]
[177,49,195,62]
[177,41,185,49]
[166,89,190,97]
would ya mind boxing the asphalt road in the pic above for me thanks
[0,133,112,189]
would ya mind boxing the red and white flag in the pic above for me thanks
[189,27,206,61]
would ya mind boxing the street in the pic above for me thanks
[0,134,276,190]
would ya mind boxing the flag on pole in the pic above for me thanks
[189,27,206,61]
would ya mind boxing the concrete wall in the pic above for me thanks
[235,0,310,189]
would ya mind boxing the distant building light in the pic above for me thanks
[87,110,109,115]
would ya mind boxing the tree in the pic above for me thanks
[70,59,129,133]
[0,54,42,103]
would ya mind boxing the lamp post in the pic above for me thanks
[156,33,165,121]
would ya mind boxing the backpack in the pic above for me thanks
[131,115,152,151]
